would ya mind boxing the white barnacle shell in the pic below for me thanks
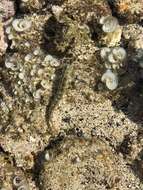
[45,151,50,161]
[12,19,32,32]
[24,54,32,62]
[99,16,106,24]
[100,47,111,60]
[52,5,63,20]
[5,61,14,68]
[8,34,14,40]
[101,69,118,90]
[112,47,127,61]
[41,79,50,89]
[33,48,41,56]
[1,101,9,113]
[44,55,60,67]
[108,53,118,64]
[13,176,24,187]
[18,72,25,80]
[33,89,42,101]
[5,26,11,34]
[101,16,119,33]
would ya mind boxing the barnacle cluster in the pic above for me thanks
[99,15,123,47]
[100,47,127,69]
[100,46,127,90]
[0,48,59,168]
[6,14,50,53]
[1,7,60,170]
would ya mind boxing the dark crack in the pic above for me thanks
[31,132,65,190]
[45,62,68,134]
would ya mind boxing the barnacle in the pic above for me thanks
[6,14,50,53]
[100,16,122,47]
[107,47,126,65]
[13,175,25,187]
[100,16,119,33]
[5,60,16,70]
[44,55,60,67]
[105,27,122,47]
[52,5,63,20]
[100,46,127,71]
[1,0,143,188]
[112,47,127,61]
[100,47,111,60]
[101,69,118,90]
[45,151,50,161]
[108,53,119,64]
[12,19,32,32]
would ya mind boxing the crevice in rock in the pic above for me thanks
[45,62,68,134]
[131,149,143,182]
[116,134,132,159]
[107,0,117,17]
[31,133,65,190]
[0,146,17,168]
[0,146,8,155]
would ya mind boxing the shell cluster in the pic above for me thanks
[100,46,127,70]
[4,51,57,104]
[100,46,127,90]
[5,14,50,53]
[99,15,123,47]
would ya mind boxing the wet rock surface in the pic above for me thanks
[40,136,141,190]
[0,0,143,189]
